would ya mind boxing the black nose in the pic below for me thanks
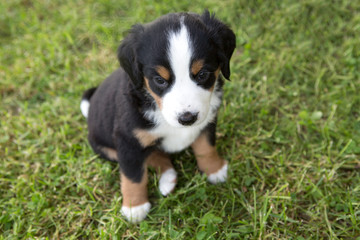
[178,111,198,126]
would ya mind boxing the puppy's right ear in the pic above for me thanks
[117,24,144,89]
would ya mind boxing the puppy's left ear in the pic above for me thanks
[201,10,236,80]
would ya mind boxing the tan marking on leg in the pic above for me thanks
[100,147,118,161]
[147,150,177,195]
[191,59,204,75]
[147,150,174,174]
[191,133,225,175]
[155,66,170,81]
[144,77,163,110]
[121,169,148,207]
[133,128,158,148]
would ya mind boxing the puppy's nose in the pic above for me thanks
[178,111,198,126]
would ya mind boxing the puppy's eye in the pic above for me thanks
[153,76,168,87]
[196,70,210,83]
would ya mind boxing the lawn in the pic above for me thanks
[1,0,360,239]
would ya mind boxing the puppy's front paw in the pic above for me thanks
[159,168,177,196]
[121,202,151,223]
[207,161,228,184]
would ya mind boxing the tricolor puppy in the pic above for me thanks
[80,11,236,222]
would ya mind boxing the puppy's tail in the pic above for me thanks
[80,87,97,118]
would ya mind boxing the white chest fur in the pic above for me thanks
[151,120,205,152]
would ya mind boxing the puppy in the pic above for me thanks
[80,10,236,222]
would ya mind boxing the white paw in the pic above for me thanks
[121,202,151,223]
[207,162,228,184]
[159,168,177,196]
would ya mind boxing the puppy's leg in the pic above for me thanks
[120,167,151,223]
[116,137,152,223]
[191,133,228,184]
[147,151,177,196]
[88,141,151,222]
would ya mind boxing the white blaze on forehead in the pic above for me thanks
[168,24,192,79]
[163,24,213,127]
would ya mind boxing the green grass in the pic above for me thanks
[1,0,360,238]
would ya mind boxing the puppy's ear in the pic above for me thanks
[201,10,236,80]
[117,24,144,89]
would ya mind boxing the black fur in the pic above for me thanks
[87,69,155,182]
[117,24,145,90]
[82,87,97,101]
[82,11,235,183]
[200,11,236,80]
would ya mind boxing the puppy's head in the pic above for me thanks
[118,11,236,127]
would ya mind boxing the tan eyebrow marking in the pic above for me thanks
[155,66,170,81]
[191,59,204,75]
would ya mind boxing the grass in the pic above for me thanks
[1,0,360,238]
